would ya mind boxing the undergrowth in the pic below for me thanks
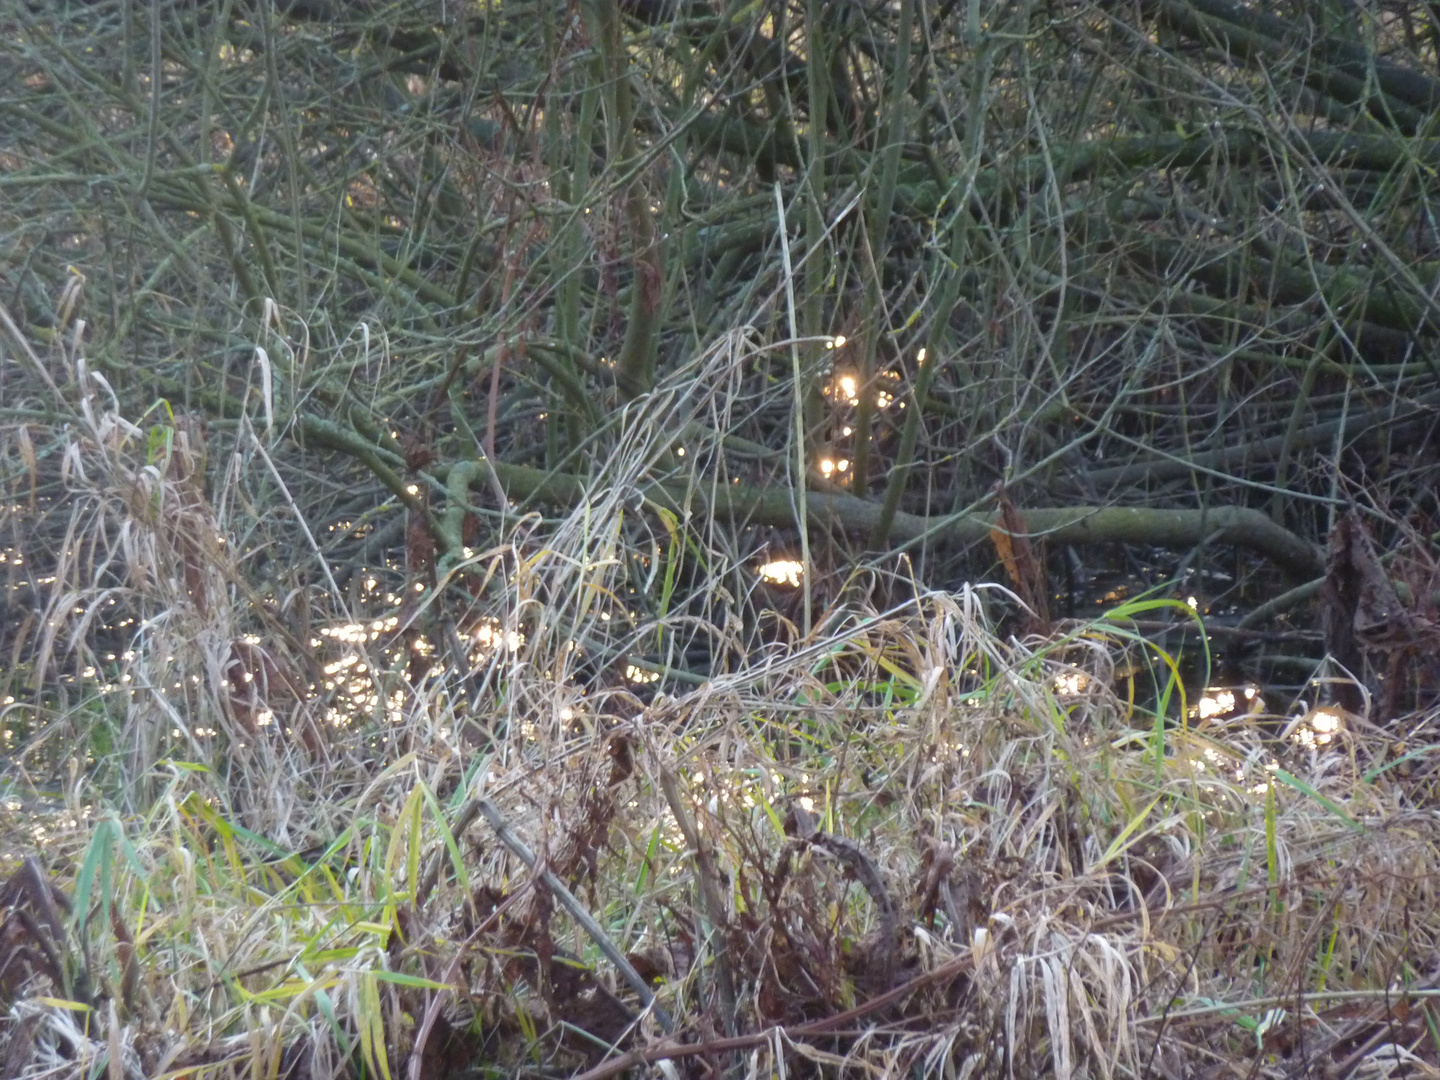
[1,316,1437,1080]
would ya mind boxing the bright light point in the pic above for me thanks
[842,426,852,436]
[820,458,835,477]
[1288,706,1344,748]
[1196,688,1236,720]
[472,621,524,651]
[917,347,927,363]
[1053,671,1088,695]
[833,335,847,348]
[839,375,857,399]
[677,447,686,456]
[1186,595,1199,610]
[406,484,419,495]
[836,459,849,472]
[760,559,804,587]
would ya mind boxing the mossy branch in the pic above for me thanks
[405,452,1325,579]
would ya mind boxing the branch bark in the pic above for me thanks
[438,455,1324,578]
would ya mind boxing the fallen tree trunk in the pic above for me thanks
[300,417,1324,580]
[474,458,1325,579]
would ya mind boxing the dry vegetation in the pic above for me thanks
[1,316,1437,1079]
[2,0,1440,1076]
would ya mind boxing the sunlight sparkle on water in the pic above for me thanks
[472,621,523,652]
[760,559,803,586]
[1285,706,1344,749]
[1194,684,1261,722]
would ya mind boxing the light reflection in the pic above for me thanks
[759,559,803,587]
[1193,684,1262,723]
[1284,706,1345,749]
[472,621,523,652]
[625,664,661,684]
[1196,689,1236,721]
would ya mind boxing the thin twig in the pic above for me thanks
[475,797,675,1033]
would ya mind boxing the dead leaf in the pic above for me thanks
[989,484,1050,634]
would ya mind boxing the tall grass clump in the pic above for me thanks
[2,305,1437,1079]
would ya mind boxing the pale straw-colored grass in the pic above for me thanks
[2,311,1437,1079]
